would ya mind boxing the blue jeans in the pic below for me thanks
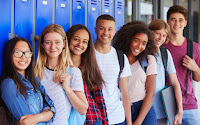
[131,100,157,125]
[115,120,125,125]
[182,109,200,125]
[93,121,102,125]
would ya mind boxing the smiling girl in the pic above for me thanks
[66,24,108,125]
[35,24,88,125]
[113,22,157,125]
[0,37,55,125]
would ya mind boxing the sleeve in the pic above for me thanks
[193,42,200,67]
[70,67,84,92]
[1,79,31,121]
[91,87,108,125]
[120,54,132,78]
[166,49,176,74]
[35,77,56,114]
[146,55,157,76]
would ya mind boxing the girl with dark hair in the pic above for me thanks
[113,22,157,125]
[0,37,55,125]
[66,24,108,125]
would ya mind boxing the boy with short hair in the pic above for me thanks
[163,5,200,125]
[94,14,132,125]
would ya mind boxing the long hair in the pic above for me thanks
[113,21,157,61]
[0,37,51,110]
[0,37,38,97]
[66,24,104,91]
[35,24,73,83]
[148,19,171,44]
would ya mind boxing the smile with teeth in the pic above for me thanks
[102,36,109,39]
[18,61,27,65]
[75,46,82,51]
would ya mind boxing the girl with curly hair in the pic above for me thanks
[113,21,157,125]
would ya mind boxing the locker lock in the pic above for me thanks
[35,35,39,40]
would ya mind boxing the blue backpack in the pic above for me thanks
[63,67,86,125]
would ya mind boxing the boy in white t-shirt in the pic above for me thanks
[94,14,132,125]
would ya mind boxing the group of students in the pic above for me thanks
[0,5,200,125]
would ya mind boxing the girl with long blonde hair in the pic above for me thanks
[35,24,88,125]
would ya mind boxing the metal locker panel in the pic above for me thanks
[35,0,53,57]
[72,0,85,26]
[36,0,53,36]
[101,0,112,15]
[87,0,100,43]
[14,0,33,42]
[114,0,124,31]
[55,0,70,31]
[0,0,12,74]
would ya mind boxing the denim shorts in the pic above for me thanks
[131,100,157,125]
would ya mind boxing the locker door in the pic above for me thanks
[114,0,124,31]
[101,0,112,15]
[35,0,53,57]
[14,0,33,42]
[0,0,12,74]
[55,0,70,31]
[87,0,100,43]
[72,0,85,26]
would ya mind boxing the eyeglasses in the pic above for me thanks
[13,51,33,58]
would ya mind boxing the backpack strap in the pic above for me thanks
[67,67,72,75]
[116,49,124,87]
[185,39,193,98]
[160,47,168,75]
[139,57,148,73]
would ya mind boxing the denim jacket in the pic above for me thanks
[1,73,55,125]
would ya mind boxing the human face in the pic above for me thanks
[95,19,116,45]
[167,13,187,35]
[153,29,167,48]
[12,40,32,76]
[43,32,65,59]
[69,29,89,56]
[129,33,148,58]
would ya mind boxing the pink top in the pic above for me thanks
[128,55,157,103]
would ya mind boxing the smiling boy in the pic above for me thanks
[163,5,200,125]
[94,14,132,125]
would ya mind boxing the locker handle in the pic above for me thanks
[14,34,18,37]
[35,35,39,40]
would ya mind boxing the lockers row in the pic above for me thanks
[0,0,124,74]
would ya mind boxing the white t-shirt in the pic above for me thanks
[128,55,157,103]
[41,67,84,125]
[153,49,176,119]
[95,47,132,124]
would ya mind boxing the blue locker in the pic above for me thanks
[14,0,33,42]
[101,0,112,15]
[72,0,85,26]
[0,0,12,74]
[114,0,124,31]
[55,0,70,32]
[87,0,100,43]
[35,0,53,57]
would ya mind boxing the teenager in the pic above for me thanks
[0,37,55,125]
[149,19,183,125]
[163,5,200,125]
[94,14,132,125]
[35,24,88,125]
[113,22,157,125]
[66,24,108,125]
